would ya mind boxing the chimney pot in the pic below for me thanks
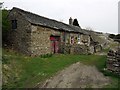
[69,17,73,25]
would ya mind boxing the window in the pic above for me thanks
[71,36,74,44]
[78,34,81,44]
[12,20,17,29]
[63,32,66,42]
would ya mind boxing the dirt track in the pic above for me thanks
[41,62,111,88]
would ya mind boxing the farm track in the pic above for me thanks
[40,62,111,88]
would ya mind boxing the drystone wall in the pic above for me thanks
[60,44,89,55]
[106,48,120,75]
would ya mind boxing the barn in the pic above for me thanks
[8,7,91,56]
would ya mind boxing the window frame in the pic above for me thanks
[12,19,17,29]
[78,34,81,44]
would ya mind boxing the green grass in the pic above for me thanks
[2,48,120,88]
[102,48,110,53]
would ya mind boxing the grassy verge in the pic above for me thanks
[2,48,120,88]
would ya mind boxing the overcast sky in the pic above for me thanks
[1,0,119,34]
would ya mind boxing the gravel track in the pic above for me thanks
[41,62,110,88]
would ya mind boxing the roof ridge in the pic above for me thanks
[12,7,70,26]
[11,7,85,34]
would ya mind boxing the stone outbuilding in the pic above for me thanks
[8,7,91,56]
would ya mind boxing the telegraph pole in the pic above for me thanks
[118,1,120,89]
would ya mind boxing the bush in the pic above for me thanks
[114,34,120,40]
[40,53,53,58]
[109,34,115,39]
[2,56,9,64]
[109,34,120,43]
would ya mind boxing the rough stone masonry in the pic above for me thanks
[106,48,120,75]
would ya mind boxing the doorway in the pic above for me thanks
[50,36,60,53]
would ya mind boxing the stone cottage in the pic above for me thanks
[8,7,91,56]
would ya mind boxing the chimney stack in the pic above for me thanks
[69,17,73,25]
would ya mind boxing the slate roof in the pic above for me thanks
[11,7,87,34]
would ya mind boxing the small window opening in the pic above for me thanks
[12,20,17,29]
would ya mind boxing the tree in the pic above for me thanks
[109,34,120,43]
[2,8,11,44]
[85,27,94,31]
[114,34,120,43]
[2,9,10,31]
[73,19,80,27]
[109,34,115,39]
[114,34,120,39]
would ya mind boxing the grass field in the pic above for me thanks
[2,48,120,88]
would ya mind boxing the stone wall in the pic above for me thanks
[8,9,32,55]
[106,48,120,75]
[80,34,90,46]
[30,25,61,56]
[72,45,89,54]
[31,25,91,56]
[60,44,89,54]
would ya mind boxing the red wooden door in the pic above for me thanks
[54,40,59,53]
[50,36,60,53]
[51,41,55,53]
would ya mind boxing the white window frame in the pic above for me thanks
[78,34,81,44]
